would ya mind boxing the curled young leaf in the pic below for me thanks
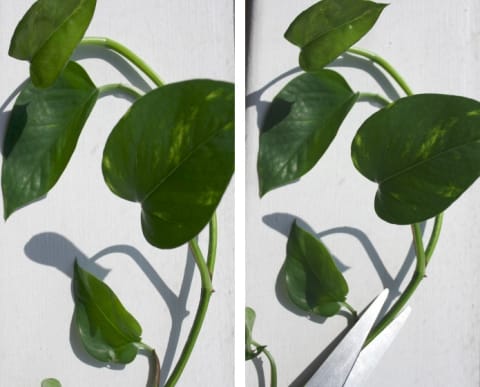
[258,70,357,196]
[352,94,480,224]
[73,260,144,364]
[9,0,96,88]
[41,379,62,387]
[285,0,387,72]
[285,221,349,317]
[2,61,98,219]
[245,306,262,360]
[102,79,234,249]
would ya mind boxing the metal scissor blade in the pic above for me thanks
[344,306,411,387]
[305,289,389,387]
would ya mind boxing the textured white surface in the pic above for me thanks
[0,1,233,386]
[246,1,480,386]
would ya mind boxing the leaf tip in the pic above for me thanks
[3,202,14,221]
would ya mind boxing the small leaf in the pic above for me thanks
[41,379,62,387]
[285,221,348,317]
[2,61,98,219]
[245,307,266,361]
[9,0,96,88]
[102,79,234,249]
[258,70,357,196]
[245,307,258,360]
[351,94,480,224]
[73,260,144,364]
[285,0,387,72]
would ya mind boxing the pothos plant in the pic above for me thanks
[4,0,233,386]
[251,0,478,384]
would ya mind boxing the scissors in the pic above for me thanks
[304,289,411,387]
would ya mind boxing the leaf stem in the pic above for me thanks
[425,213,444,264]
[339,301,358,319]
[365,223,426,346]
[207,213,218,277]
[251,340,277,387]
[351,48,446,348]
[149,350,161,387]
[347,47,413,96]
[357,92,391,107]
[80,37,164,87]
[98,83,143,100]
[262,348,278,387]
[164,219,217,387]
[188,239,213,292]
[136,342,154,352]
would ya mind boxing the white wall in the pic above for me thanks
[246,1,480,386]
[0,1,234,386]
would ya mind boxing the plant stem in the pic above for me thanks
[188,239,213,292]
[98,83,143,100]
[136,342,154,352]
[339,301,358,319]
[135,343,160,386]
[164,222,217,387]
[347,47,413,96]
[425,213,444,264]
[262,348,278,387]
[351,49,446,348]
[365,223,426,346]
[149,350,161,387]
[207,213,218,277]
[80,37,164,87]
[357,92,391,107]
[251,340,277,387]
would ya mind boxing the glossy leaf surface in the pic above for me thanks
[285,221,348,317]
[285,0,386,72]
[41,379,61,387]
[352,94,480,224]
[2,61,98,219]
[102,80,234,249]
[258,70,357,196]
[73,261,143,364]
[9,0,96,88]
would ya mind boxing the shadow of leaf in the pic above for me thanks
[24,232,194,382]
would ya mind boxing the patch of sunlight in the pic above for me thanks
[205,88,224,101]
[438,183,461,198]
[466,109,480,117]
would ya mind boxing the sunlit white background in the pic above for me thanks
[0,1,234,386]
[246,0,480,386]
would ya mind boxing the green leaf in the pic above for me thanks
[41,379,62,387]
[245,307,266,361]
[9,0,96,88]
[258,70,357,196]
[2,61,98,219]
[102,79,234,249]
[285,0,387,72]
[73,260,144,364]
[285,221,348,317]
[351,94,480,224]
[245,307,258,360]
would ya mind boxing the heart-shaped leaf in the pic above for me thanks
[351,94,480,224]
[102,79,234,249]
[41,379,62,387]
[258,70,357,196]
[285,221,348,317]
[285,0,387,72]
[73,260,144,364]
[9,0,96,88]
[2,61,98,219]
